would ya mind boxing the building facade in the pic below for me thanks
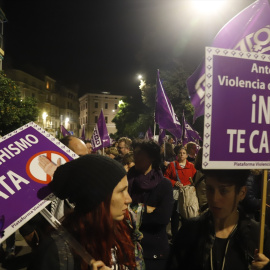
[5,69,79,137]
[0,8,6,70]
[79,92,123,139]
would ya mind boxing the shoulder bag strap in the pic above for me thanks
[174,161,182,183]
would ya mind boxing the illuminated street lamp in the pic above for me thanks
[138,74,145,90]
[190,0,225,14]
[65,117,69,128]
[42,112,48,129]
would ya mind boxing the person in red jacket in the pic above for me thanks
[164,146,196,240]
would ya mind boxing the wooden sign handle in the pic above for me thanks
[259,169,268,253]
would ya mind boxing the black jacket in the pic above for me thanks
[169,210,270,270]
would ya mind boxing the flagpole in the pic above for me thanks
[154,69,158,140]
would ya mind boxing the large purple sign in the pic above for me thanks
[203,47,270,169]
[0,122,77,243]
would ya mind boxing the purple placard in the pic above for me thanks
[203,47,270,169]
[0,122,77,243]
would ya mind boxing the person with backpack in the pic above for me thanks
[164,146,196,240]
[28,155,136,270]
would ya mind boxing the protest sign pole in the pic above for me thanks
[259,170,268,253]
[40,209,94,265]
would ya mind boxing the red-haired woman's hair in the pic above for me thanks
[62,195,136,270]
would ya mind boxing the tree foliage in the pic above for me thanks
[112,92,154,139]
[0,72,39,136]
[113,59,203,138]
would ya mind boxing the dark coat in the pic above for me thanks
[168,210,270,270]
[128,168,174,260]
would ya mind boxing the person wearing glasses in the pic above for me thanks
[118,137,132,156]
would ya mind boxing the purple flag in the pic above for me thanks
[80,125,85,141]
[144,127,153,141]
[182,111,202,146]
[158,128,166,145]
[90,110,111,151]
[60,125,70,137]
[187,0,270,121]
[155,70,182,139]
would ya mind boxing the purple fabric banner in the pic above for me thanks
[90,110,111,151]
[155,70,182,139]
[144,127,153,141]
[158,129,166,145]
[203,47,270,169]
[187,0,270,121]
[60,125,70,137]
[182,111,202,146]
[0,122,76,243]
[80,125,85,141]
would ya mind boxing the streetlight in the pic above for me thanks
[65,117,69,128]
[42,112,48,129]
[190,0,226,14]
[138,74,145,90]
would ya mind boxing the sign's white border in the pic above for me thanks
[203,47,270,169]
[0,122,78,243]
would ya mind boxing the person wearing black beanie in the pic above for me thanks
[28,155,136,270]
[49,154,128,213]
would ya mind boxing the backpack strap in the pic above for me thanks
[51,231,74,270]
[173,161,182,183]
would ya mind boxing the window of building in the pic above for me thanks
[105,103,108,109]
[46,81,49,89]
[85,103,88,109]
[95,102,98,109]
[95,116,98,123]
[105,116,108,123]
[114,104,118,110]
[86,116,88,124]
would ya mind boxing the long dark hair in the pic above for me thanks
[62,195,136,270]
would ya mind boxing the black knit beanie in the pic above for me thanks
[49,154,126,213]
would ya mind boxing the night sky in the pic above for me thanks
[2,0,255,97]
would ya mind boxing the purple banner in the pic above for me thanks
[91,110,111,151]
[158,129,166,145]
[0,122,76,243]
[187,0,270,122]
[182,111,202,146]
[203,47,270,169]
[60,125,70,137]
[144,127,153,141]
[155,70,182,139]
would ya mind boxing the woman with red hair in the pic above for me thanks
[28,155,136,270]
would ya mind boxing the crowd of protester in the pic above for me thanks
[1,135,270,270]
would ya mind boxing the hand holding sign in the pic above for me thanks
[38,156,61,177]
